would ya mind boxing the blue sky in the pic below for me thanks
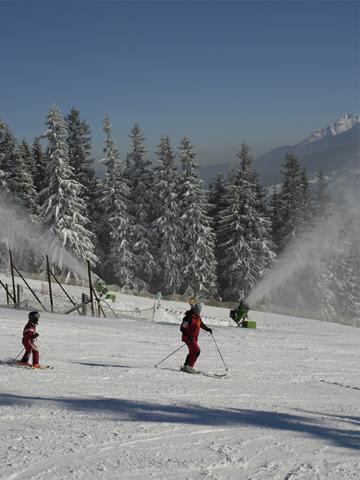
[1,0,359,165]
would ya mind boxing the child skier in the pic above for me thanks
[180,303,212,374]
[18,311,40,367]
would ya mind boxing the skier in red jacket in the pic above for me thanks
[18,311,40,367]
[180,303,212,374]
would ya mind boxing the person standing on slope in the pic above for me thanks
[180,303,212,374]
[18,311,41,368]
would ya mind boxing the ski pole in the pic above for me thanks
[210,334,229,371]
[14,348,25,361]
[154,344,185,368]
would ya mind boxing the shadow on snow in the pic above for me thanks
[69,362,131,369]
[0,393,359,450]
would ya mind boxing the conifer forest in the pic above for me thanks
[0,106,359,322]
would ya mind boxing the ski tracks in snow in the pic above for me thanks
[3,425,354,480]
[1,306,359,479]
[2,427,240,480]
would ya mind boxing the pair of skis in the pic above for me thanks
[1,360,53,370]
[15,363,53,370]
[199,370,229,379]
[180,368,229,379]
[156,365,229,379]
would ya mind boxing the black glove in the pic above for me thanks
[188,336,193,342]
[32,333,39,338]
[208,328,213,335]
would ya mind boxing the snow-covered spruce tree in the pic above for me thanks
[277,154,311,252]
[39,105,97,276]
[99,113,136,289]
[89,175,107,269]
[151,135,182,294]
[343,228,360,321]
[208,174,227,220]
[330,213,360,322]
[125,123,156,292]
[65,108,95,210]
[10,140,44,273]
[268,157,315,315]
[177,137,217,298]
[0,118,17,191]
[316,174,360,321]
[253,172,276,284]
[12,140,38,214]
[269,186,284,254]
[217,143,274,301]
[0,126,40,274]
[300,167,312,225]
[0,162,8,192]
[32,138,47,193]
[208,173,228,297]
[0,169,7,191]
[0,120,15,271]
[300,171,337,318]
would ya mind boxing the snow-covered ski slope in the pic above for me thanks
[1,289,359,479]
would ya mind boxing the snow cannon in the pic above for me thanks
[230,302,255,328]
[94,279,116,302]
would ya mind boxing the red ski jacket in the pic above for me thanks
[22,321,38,350]
[180,310,211,342]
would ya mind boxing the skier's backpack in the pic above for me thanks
[180,311,192,333]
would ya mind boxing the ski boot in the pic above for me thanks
[16,361,31,367]
[182,365,200,374]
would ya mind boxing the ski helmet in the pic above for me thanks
[28,311,40,324]
[192,303,202,314]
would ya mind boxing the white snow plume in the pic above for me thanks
[0,193,91,279]
[246,173,360,318]
[247,215,339,307]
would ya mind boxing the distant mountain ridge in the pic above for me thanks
[297,113,359,148]
[199,113,360,186]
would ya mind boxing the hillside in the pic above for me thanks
[254,121,360,185]
[1,287,359,479]
[199,114,360,186]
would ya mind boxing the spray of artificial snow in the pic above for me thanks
[246,213,341,307]
[0,193,91,280]
[246,172,360,313]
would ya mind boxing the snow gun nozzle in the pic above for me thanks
[229,301,250,322]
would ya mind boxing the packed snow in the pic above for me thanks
[1,282,359,479]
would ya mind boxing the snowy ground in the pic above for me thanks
[0,285,359,479]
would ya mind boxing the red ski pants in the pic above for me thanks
[21,339,39,365]
[184,339,200,368]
